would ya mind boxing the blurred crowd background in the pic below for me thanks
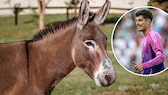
[113,7,168,72]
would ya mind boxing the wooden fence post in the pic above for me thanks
[14,3,21,25]
[66,7,69,20]
[14,7,19,25]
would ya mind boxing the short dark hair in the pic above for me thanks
[135,9,153,21]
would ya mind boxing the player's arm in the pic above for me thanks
[142,34,165,69]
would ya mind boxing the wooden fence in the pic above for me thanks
[0,6,130,25]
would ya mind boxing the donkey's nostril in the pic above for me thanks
[105,75,111,83]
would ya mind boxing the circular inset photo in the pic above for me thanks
[112,6,168,76]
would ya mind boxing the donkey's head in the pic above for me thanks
[71,0,116,87]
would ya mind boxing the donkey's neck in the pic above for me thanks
[28,23,77,94]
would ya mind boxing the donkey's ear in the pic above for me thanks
[77,0,90,31]
[93,0,111,24]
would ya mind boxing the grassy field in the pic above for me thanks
[53,55,168,95]
[0,14,168,95]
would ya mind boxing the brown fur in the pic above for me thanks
[0,17,78,95]
[0,17,107,95]
[0,0,114,94]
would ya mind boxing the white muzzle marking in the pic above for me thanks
[94,58,116,86]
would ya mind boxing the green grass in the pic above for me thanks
[0,14,67,42]
[0,14,168,95]
[52,55,168,95]
[0,14,113,50]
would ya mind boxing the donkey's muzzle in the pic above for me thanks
[94,58,116,87]
[97,71,115,86]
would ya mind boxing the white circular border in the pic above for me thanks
[111,6,168,77]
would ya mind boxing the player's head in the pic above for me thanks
[135,9,153,32]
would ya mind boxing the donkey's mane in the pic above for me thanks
[32,17,78,40]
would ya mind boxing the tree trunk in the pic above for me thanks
[38,0,45,30]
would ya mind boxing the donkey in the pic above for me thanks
[0,0,116,95]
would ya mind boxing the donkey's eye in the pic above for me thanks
[84,40,96,49]
[86,41,95,48]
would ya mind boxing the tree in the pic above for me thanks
[38,0,52,30]
[65,0,80,17]
[38,0,45,30]
[148,0,168,12]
